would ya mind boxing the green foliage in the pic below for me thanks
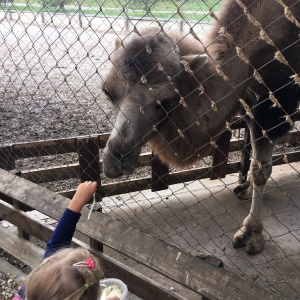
[7,0,222,18]
[42,0,72,8]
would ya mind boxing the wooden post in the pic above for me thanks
[77,135,101,195]
[238,126,251,184]
[151,153,169,192]
[7,169,30,240]
[77,135,103,252]
[210,130,231,180]
[0,145,15,171]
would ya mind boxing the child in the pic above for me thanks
[13,181,119,300]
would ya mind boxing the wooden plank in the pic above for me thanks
[20,153,152,184]
[0,145,15,170]
[20,148,300,200]
[21,164,79,183]
[1,134,109,159]
[0,225,44,269]
[13,199,30,240]
[1,128,299,163]
[59,163,242,199]
[77,136,102,201]
[0,170,281,300]
[97,245,197,300]
[77,136,101,183]
[0,200,53,242]
[151,154,169,191]
[211,130,232,180]
[97,177,152,197]
[11,137,78,158]
[77,136,103,251]
[272,151,300,166]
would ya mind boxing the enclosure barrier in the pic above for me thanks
[1,118,300,200]
[1,0,300,297]
[0,168,282,300]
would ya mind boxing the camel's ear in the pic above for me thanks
[181,54,208,71]
[115,38,122,49]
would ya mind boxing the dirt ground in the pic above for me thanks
[0,20,115,145]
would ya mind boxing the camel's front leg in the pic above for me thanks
[233,137,274,254]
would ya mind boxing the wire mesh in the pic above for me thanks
[0,0,300,298]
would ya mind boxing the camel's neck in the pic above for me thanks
[149,72,237,167]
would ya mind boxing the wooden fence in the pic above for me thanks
[0,168,283,300]
[1,120,300,203]
[1,119,298,299]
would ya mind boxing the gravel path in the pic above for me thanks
[0,248,29,300]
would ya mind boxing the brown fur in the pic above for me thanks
[102,0,300,253]
[103,0,300,172]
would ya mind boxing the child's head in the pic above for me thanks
[25,247,104,300]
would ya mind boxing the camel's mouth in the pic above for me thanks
[104,160,135,178]
[103,144,141,178]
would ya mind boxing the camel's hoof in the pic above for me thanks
[233,185,246,194]
[233,229,252,248]
[245,233,264,254]
[237,189,252,200]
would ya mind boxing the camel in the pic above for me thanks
[102,0,300,253]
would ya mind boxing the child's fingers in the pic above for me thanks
[81,181,97,188]
[89,181,97,193]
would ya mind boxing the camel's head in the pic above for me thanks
[102,28,208,178]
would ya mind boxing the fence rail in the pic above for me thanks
[1,118,300,200]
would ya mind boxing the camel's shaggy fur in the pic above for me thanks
[102,0,300,253]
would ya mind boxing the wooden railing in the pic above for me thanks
[0,169,282,300]
[1,122,300,201]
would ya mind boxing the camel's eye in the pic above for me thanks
[103,86,110,96]
[103,86,114,101]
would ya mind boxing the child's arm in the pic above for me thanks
[43,181,97,258]
[68,181,97,213]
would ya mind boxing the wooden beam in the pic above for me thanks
[0,145,15,170]
[0,225,44,269]
[1,128,299,162]
[21,164,79,183]
[151,153,169,191]
[211,130,232,180]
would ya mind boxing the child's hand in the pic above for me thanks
[107,297,119,300]
[67,181,97,213]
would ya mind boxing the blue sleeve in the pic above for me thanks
[43,208,81,259]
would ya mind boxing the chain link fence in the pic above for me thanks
[1,0,300,298]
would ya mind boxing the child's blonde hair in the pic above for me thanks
[25,247,104,300]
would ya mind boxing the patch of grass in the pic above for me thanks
[1,0,222,21]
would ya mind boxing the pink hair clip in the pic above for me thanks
[86,258,96,269]
[73,258,96,269]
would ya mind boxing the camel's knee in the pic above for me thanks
[251,160,272,186]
